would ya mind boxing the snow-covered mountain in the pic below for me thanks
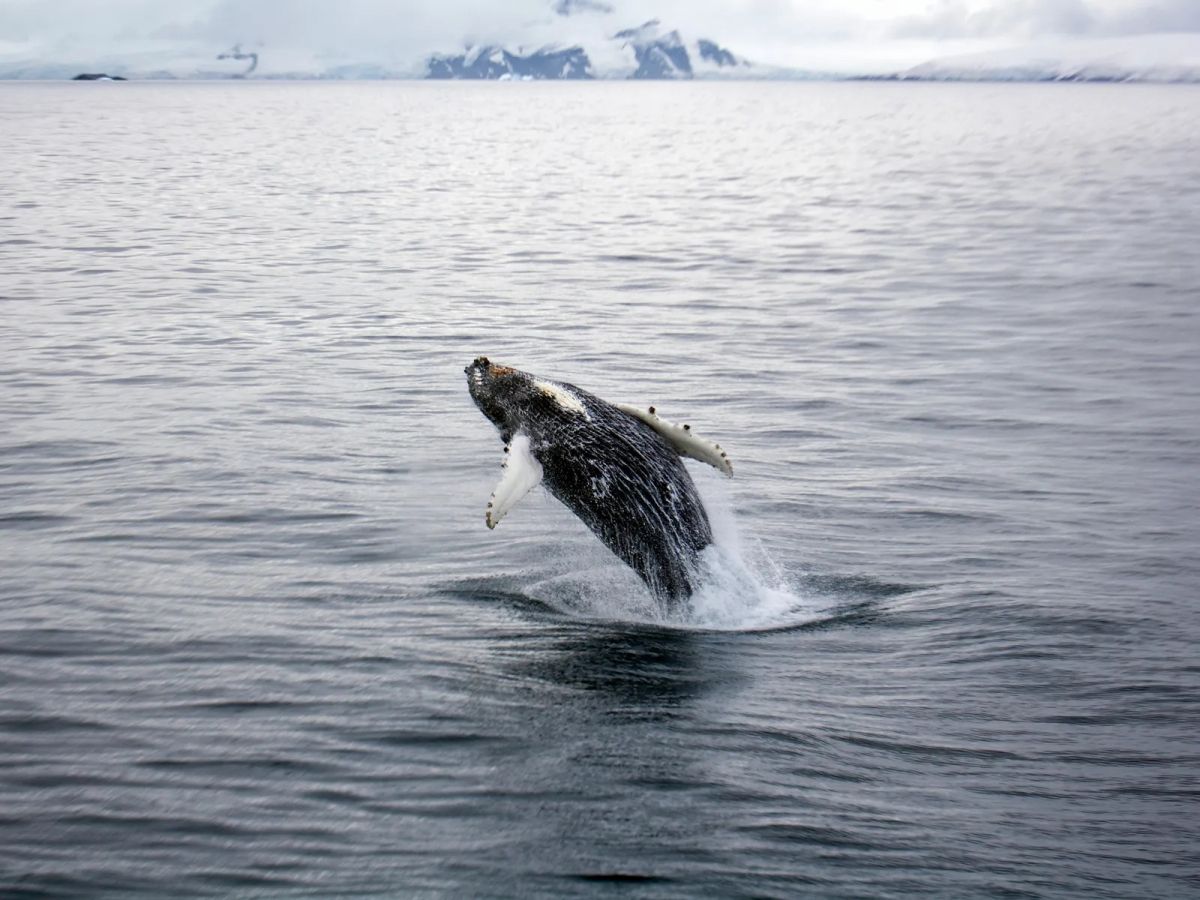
[1,1,1196,83]
[424,19,746,81]
[890,34,1200,84]
[427,45,592,80]
[0,1,748,81]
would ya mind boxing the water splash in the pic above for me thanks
[524,470,835,632]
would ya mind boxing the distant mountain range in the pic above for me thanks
[427,46,593,81]
[421,28,1200,83]
[1,3,1197,84]
[885,36,1200,84]
[425,20,745,81]
[859,67,1200,84]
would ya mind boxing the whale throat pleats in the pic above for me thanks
[485,432,544,529]
[614,403,734,477]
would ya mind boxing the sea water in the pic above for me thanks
[1,81,1198,897]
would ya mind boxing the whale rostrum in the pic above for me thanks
[466,357,733,604]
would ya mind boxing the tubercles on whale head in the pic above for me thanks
[465,356,525,437]
[465,357,590,437]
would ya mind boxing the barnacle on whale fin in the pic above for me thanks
[615,403,734,477]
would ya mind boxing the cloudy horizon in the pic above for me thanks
[1,0,1199,76]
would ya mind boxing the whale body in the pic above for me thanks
[465,358,732,604]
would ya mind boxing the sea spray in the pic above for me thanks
[683,471,829,631]
[525,467,829,631]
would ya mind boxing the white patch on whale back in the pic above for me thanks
[485,432,544,529]
[533,379,589,419]
[615,403,734,477]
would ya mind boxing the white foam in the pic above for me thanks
[678,472,830,632]
[523,468,832,633]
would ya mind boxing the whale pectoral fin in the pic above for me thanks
[615,403,734,477]
[486,433,544,529]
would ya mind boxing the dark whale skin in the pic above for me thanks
[466,359,713,603]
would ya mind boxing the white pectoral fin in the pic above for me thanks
[485,433,544,529]
[616,403,734,477]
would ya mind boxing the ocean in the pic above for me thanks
[1,81,1198,897]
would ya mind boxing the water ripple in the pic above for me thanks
[0,81,1197,898]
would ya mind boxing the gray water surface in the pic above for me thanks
[1,81,1199,897]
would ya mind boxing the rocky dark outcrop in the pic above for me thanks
[72,73,127,81]
[427,45,592,80]
[697,39,738,68]
[422,16,746,81]
[615,20,692,79]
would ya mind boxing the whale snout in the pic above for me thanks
[465,358,492,394]
[465,356,508,405]
[465,357,518,385]
[466,357,524,436]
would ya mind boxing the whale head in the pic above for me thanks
[465,357,589,442]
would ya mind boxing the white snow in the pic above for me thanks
[904,33,1200,82]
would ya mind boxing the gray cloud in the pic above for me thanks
[0,0,1197,72]
[154,0,557,55]
[1108,0,1200,33]
[891,0,1200,40]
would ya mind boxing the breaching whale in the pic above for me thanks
[465,357,733,604]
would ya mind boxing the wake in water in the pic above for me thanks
[522,471,837,632]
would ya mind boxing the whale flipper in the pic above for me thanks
[615,404,733,477]
[486,432,544,529]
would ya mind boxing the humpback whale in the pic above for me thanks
[465,358,732,604]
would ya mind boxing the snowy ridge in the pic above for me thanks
[425,18,745,81]
[1,2,1196,83]
[892,34,1200,83]
[428,45,592,80]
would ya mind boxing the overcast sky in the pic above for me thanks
[1,0,1198,72]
